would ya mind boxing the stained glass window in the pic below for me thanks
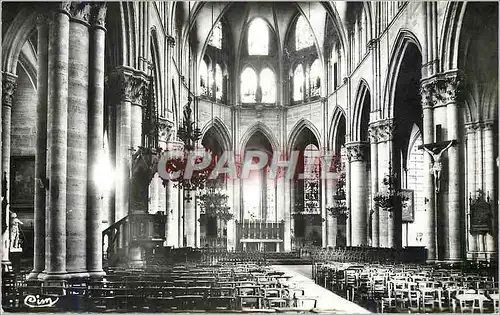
[295,15,314,50]
[215,64,223,100]
[293,64,304,102]
[199,60,209,95]
[241,67,257,103]
[309,59,321,96]
[208,21,222,49]
[303,144,320,215]
[248,18,268,55]
[260,68,276,103]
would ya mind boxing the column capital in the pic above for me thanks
[420,71,466,108]
[2,72,18,108]
[69,2,91,24]
[89,3,107,29]
[371,119,395,142]
[368,123,379,144]
[158,118,174,143]
[107,67,148,104]
[345,142,369,162]
[483,120,495,131]
[51,2,72,16]
[167,35,176,47]
[465,122,479,134]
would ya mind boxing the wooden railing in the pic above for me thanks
[236,220,284,240]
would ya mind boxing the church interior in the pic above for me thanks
[1,1,499,313]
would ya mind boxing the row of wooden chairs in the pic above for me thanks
[314,261,498,313]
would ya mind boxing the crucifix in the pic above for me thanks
[419,140,456,194]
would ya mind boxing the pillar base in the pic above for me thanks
[64,271,91,280]
[27,271,42,280]
[38,272,71,281]
[87,270,106,279]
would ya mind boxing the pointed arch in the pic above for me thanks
[439,2,466,72]
[239,122,279,154]
[287,118,322,153]
[351,79,371,142]
[329,105,347,152]
[200,117,232,152]
[382,30,423,119]
[2,7,37,75]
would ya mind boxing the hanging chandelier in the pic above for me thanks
[373,162,409,212]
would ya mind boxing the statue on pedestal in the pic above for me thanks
[10,212,23,249]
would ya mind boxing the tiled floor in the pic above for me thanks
[271,265,371,313]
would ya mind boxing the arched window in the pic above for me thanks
[293,64,304,102]
[295,15,314,50]
[248,18,268,55]
[309,59,321,96]
[260,68,276,103]
[208,21,222,49]
[215,64,223,100]
[199,59,209,95]
[241,67,257,103]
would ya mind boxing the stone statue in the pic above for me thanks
[422,140,454,193]
[10,212,23,249]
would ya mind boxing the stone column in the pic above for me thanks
[29,14,50,280]
[442,74,464,261]
[44,4,71,279]
[419,80,437,260]
[465,123,477,254]
[368,124,379,247]
[1,73,17,267]
[345,142,369,246]
[110,67,145,221]
[66,3,90,278]
[376,120,396,247]
[325,173,337,247]
[483,121,496,253]
[184,189,196,247]
[282,175,291,251]
[87,3,107,278]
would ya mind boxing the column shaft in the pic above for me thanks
[1,73,16,266]
[30,17,49,279]
[369,130,379,247]
[483,123,496,253]
[377,140,389,247]
[184,190,195,247]
[45,9,70,278]
[87,5,106,276]
[422,104,436,259]
[66,16,89,276]
[447,101,461,261]
[465,125,477,254]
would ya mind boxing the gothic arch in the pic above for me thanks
[382,29,422,119]
[287,118,322,153]
[328,105,347,152]
[2,6,37,75]
[351,79,371,142]
[200,117,232,152]
[439,2,466,72]
[239,122,279,154]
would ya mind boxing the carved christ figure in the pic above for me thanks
[423,140,454,193]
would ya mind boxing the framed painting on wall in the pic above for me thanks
[10,156,35,209]
[401,189,414,222]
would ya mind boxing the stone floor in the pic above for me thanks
[271,265,371,314]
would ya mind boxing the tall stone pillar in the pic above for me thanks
[178,189,184,248]
[483,121,496,253]
[465,123,477,254]
[110,67,145,221]
[282,175,291,251]
[87,3,107,278]
[1,73,17,267]
[420,80,437,260]
[325,175,337,247]
[66,3,90,278]
[368,124,379,247]
[184,189,196,247]
[442,73,464,261]
[29,14,50,279]
[44,4,71,279]
[346,142,369,246]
